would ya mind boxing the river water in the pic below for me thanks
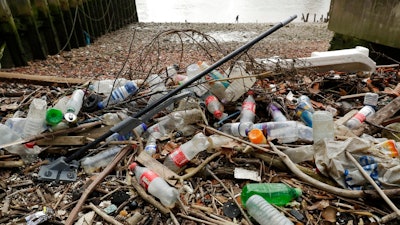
[136,0,331,23]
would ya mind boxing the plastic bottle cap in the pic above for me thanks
[46,108,63,126]
[248,129,267,144]
[128,162,137,171]
[247,90,254,96]
[24,142,35,148]
[214,110,223,119]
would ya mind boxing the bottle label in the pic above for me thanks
[353,112,366,123]
[242,101,256,113]
[205,95,218,106]
[139,171,159,190]
[169,147,189,167]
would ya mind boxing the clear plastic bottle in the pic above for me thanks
[163,132,211,172]
[253,121,313,143]
[345,105,375,130]
[312,111,334,143]
[145,115,183,138]
[197,61,230,88]
[295,95,314,127]
[144,134,158,155]
[98,81,138,109]
[245,195,294,225]
[185,63,208,97]
[241,183,302,207]
[222,61,256,103]
[64,89,85,122]
[105,123,147,142]
[80,146,122,174]
[204,94,225,120]
[268,103,287,122]
[23,97,47,138]
[129,162,179,208]
[220,122,253,137]
[147,74,172,111]
[207,134,233,151]
[240,91,256,123]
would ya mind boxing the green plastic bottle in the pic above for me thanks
[241,183,302,207]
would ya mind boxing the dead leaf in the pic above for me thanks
[321,206,337,223]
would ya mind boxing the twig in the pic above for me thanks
[345,151,400,217]
[206,167,253,225]
[64,145,132,225]
[88,202,124,225]
[177,213,215,225]
[53,183,72,210]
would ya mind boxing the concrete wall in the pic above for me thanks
[328,0,400,49]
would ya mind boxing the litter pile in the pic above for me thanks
[1,31,400,225]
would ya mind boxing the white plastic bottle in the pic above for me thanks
[312,111,334,143]
[222,61,256,103]
[245,194,294,225]
[253,121,313,143]
[240,91,256,123]
[205,94,225,120]
[220,122,253,137]
[80,146,122,174]
[268,103,287,122]
[98,81,138,109]
[64,89,85,122]
[129,162,179,208]
[345,105,375,130]
[163,132,211,172]
[23,97,47,138]
[185,63,208,97]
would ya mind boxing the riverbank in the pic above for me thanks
[2,22,334,79]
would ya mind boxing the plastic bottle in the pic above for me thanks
[222,61,256,103]
[312,111,334,143]
[268,103,287,122]
[129,162,179,208]
[0,124,41,163]
[22,97,47,138]
[185,63,208,97]
[253,121,313,143]
[145,115,183,138]
[197,61,230,88]
[207,134,233,151]
[295,95,314,127]
[144,134,158,155]
[163,132,211,172]
[204,94,225,120]
[5,117,26,134]
[98,81,138,109]
[245,195,294,225]
[363,92,379,108]
[46,96,69,126]
[90,78,129,95]
[248,128,267,144]
[241,183,302,207]
[345,105,375,130]
[80,146,122,174]
[64,89,85,123]
[220,122,253,137]
[147,74,172,111]
[240,91,256,123]
[105,123,147,142]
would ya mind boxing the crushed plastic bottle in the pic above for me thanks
[80,146,122,174]
[163,132,211,172]
[64,89,85,123]
[268,102,287,122]
[25,206,54,225]
[295,95,314,127]
[222,61,256,103]
[245,194,294,225]
[241,183,302,207]
[129,162,179,208]
[144,134,159,155]
[90,78,129,95]
[205,94,225,120]
[253,121,313,143]
[22,97,47,138]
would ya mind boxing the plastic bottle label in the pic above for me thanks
[139,171,159,190]
[205,95,218,106]
[242,101,256,113]
[353,112,366,123]
[169,147,189,167]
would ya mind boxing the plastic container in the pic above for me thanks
[312,111,334,143]
[241,183,302,207]
[185,63,208,97]
[295,96,314,127]
[0,124,41,163]
[205,95,225,119]
[345,105,375,130]
[90,78,129,95]
[220,122,253,137]
[248,129,267,144]
[105,123,147,142]
[245,195,294,225]
[222,61,256,103]
[98,81,138,109]
[163,132,211,172]
[129,162,179,208]
[5,117,26,134]
[207,134,233,151]
[147,74,172,111]
[253,121,313,143]
[197,61,230,88]
[363,92,379,108]
[22,97,47,138]
[144,135,158,155]
[64,89,85,122]
[239,91,256,123]
[145,115,183,138]
[80,146,122,174]
[268,103,287,122]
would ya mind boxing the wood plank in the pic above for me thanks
[36,136,87,146]
[0,71,87,86]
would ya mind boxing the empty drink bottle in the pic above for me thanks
[241,183,302,207]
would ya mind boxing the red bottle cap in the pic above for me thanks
[128,162,137,171]
[247,90,254,96]
[24,142,36,148]
[214,110,222,119]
